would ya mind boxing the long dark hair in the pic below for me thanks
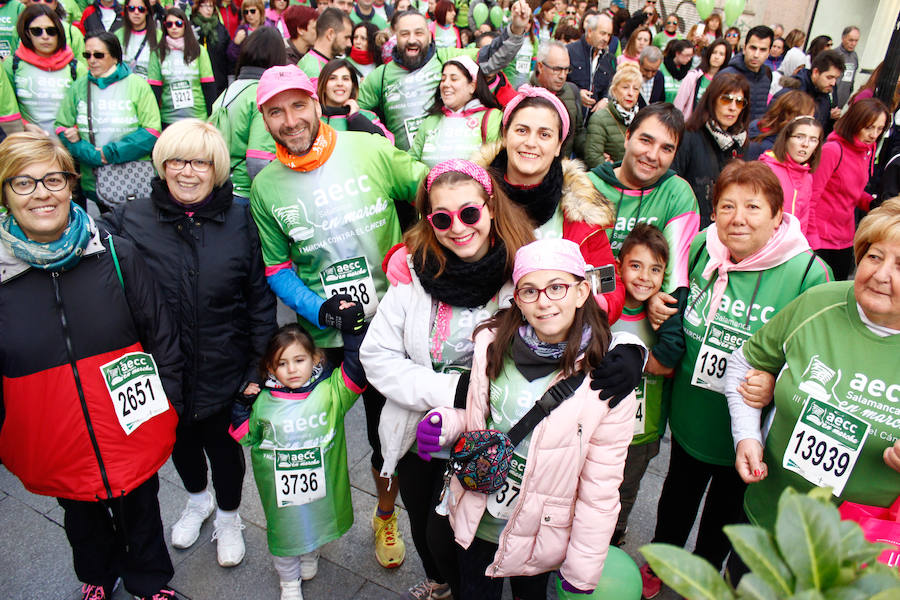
[316,58,361,105]
[476,283,611,379]
[698,38,731,74]
[352,22,382,66]
[85,31,124,64]
[426,59,501,116]
[121,0,158,53]
[18,4,67,55]
[159,7,200,64]
[235,25,287,73]
[686,71,750,135]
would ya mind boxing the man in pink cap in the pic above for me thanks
[249,64,428,571]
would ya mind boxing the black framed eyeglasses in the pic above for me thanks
[82,51,108,59]
[242,7,257,14]
[541,61,572,74]
[126,5,147,12]
[514,282,579,304]
[4,172,74,195]
[165,158,213,172]
[28,26,59,37]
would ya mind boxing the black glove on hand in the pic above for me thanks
[590,344,644,409]
[318,293,365,333]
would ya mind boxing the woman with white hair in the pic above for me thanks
[100,118,277,571]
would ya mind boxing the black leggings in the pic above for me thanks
[652,437,747,570]
[397,453,459,592]
[58,474,174,597]
[816,247,855,281]
[171,407,246,511]
[456,536,551,600]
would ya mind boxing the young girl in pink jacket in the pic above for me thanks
[416,238,641,599]
[808,98,890,279]
[758,116,823,238]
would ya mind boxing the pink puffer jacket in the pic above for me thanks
[434,327,636,591]
[759,150,813,237]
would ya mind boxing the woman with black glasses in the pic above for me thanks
[1,3,85,135]
[113,0,159,79]
[55,31,160,209]
[147,6,214,126]
[672,72,750,229]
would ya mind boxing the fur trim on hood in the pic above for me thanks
[474,141,615,228]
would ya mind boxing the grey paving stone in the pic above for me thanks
[0,465,58,515]
[0,494,80,600]
[352,581,403,600]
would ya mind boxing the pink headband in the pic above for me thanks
[513,239,586,285]
[425,159,493,196]
[445,55,479,83]
[502,84,571,141]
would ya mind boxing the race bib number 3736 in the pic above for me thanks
[100,352,169,435]
[274,448,327,507]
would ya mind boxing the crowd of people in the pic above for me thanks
[0,0,898,600]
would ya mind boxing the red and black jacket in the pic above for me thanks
[0,228,182,501]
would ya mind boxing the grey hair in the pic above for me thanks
[639,45,662,63]
[536,40,568,64]
[842,25,860,37]
[583,13,611,32]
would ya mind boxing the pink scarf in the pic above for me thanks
[166,36,185,51]
[701,212,809,323]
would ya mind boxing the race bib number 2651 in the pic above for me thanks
[100,352,169,435]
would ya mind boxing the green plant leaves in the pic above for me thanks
[837,520,884,567]
[822,570,900,600]
[736,573,779,600]
[640,543,735,600]
[775,488,842,591]
[726,524,794,595]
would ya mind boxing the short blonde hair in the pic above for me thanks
[611,62,642,91]
[0,132,76,209]
[152,119,230,187]
[854,197,900,265]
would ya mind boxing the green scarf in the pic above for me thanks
[0,202,93,272]
[192,12,219,46]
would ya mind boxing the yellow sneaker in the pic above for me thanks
[372,508,406,568]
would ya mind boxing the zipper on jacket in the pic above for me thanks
[577,423,583,461]
[52,271,114,500]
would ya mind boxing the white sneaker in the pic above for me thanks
[279,580,303,600]
[299,551,319,581]
[212,513,246,567]
[171,492,215,549]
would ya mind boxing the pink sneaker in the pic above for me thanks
[81,584,106,600]
[640,563,662,599]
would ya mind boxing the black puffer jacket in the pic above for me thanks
[102,179,277,422]
[672,126,745,228]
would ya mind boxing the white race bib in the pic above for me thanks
[170,80,194,110]
[633,377,647,437]
[515,55,531,73]
[691,321,750,393]
[100,352,169,435]
[320,256,379,318]
[274,448,327,507]
[782,398,869,497]
[404,115,426,148]
[842,67,855,83]
[486,453,526,520]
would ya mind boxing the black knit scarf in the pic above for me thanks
[664,55,691,81]
[414,239,507,308]
[490,149,564,226]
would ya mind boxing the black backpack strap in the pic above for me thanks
[506,373,586,448]
[70,58,78,81]
[800,252,818,288]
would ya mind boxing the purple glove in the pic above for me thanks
[559,572,593,594]
[416,412,443,461]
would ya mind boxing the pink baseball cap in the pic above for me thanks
[257,65,317,109]
[513,239,586,285]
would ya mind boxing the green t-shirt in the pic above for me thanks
[0,1,23,61]
[659,62,681,103]
[502,35,537,89]
[409,108,501,168]
[357,46,479,151]
[240,367,359,555]
[611,305,665,445]
[742,282,900,530]
[115,28,160,79]
[349,9,388,30]
[669,231,832,466]
[249,131,427,348]
[209,77,261,199]
[296,49,327,83]
[476,355,558,543]
[652,30,683,50]
[2,55,85,134]
[147,46,213,123]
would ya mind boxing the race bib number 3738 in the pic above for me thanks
[100,352,169,435]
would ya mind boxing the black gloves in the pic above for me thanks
[590,344,644,409]
[318,293,365,332]
[230,384,258,432]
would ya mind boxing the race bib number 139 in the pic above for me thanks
[100,352,169,435]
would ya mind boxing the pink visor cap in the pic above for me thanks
[512,239,587,286]
[257,65,317,109]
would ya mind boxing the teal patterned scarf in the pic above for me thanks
[0,202,93,272]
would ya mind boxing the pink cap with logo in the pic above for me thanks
[512,239,586,285]
[257,64,317,109]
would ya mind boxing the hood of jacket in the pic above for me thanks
[828,129,873,155]
[474,140,614,227]
[725,53,766,80]
[150,177,235,221]
[759,149,810,186]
